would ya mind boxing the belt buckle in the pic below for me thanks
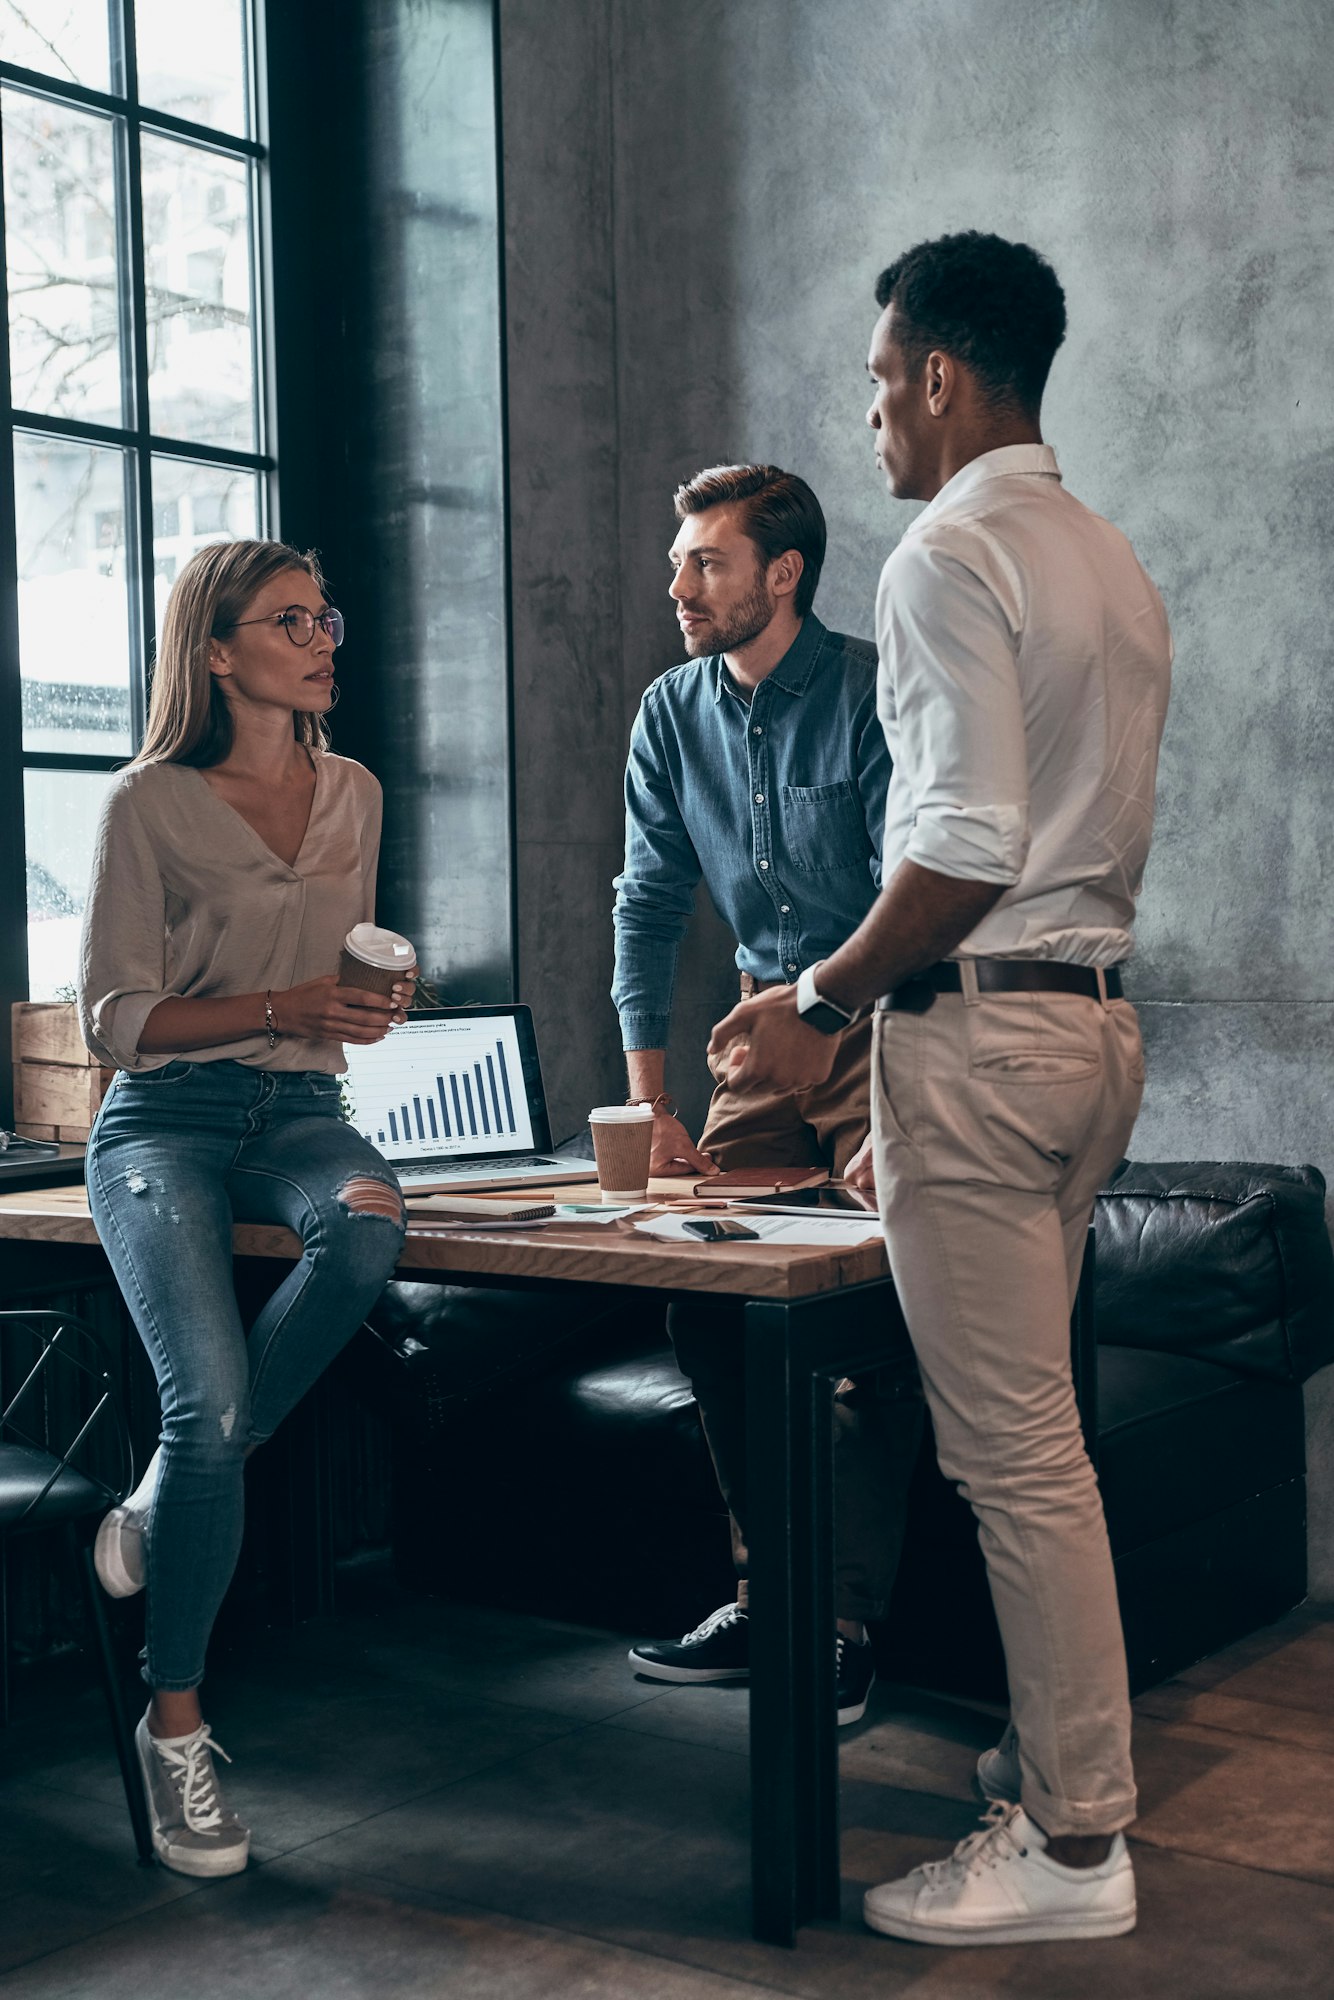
[888,977,936,1015]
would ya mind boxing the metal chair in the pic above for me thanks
[0,1308,153,1863]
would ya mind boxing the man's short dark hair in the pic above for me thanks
[875,232,1067,415]
[673,463,826,617]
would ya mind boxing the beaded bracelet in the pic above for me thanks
[265,991,278,1049]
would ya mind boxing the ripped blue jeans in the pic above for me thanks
[87,1060,406,1690]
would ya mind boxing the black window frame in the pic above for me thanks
[0,0,276,1120]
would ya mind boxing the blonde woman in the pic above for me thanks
[79,540,412,1878]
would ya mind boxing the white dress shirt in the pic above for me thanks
[875,443,1172,967]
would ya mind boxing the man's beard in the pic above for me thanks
[681,575,776,657]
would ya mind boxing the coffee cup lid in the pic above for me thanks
[589,1103,655,1122]
[344,923,416,969]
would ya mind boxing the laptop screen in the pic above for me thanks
[342,1007,551,1163]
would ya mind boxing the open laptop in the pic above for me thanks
[342,1004,599,1193]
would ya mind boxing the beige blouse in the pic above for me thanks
[78,752,382,1075]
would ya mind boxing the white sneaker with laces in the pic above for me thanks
[863,1802,1136,1946]
[94,1446,161,1598]
[135,1713,250,1878]
[976,1719,1022,1803]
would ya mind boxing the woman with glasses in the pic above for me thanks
[78,539,412,1879]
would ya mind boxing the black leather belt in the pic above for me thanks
[878,960,1124,1013]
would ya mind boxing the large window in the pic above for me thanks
[0,1,270,999]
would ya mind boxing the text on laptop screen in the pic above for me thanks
[344,1015,535,1160]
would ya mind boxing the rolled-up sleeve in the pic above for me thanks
[877,528,1030,885]
[359,774,383,921]
[611,693,703,1051]
[78,782,170,1070]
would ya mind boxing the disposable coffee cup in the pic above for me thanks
[589,1103,655,1204]
[338,923,417,999]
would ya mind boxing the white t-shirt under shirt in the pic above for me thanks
[875,443,1173,968]
[79,751,382,1074]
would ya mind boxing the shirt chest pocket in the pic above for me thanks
[780,781,868,873]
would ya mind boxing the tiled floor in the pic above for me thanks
[2,1584,1331,1998]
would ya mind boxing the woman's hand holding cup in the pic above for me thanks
[271,975,412,1045]
[274,927,419,1044]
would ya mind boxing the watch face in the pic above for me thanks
[801,999,850,1036]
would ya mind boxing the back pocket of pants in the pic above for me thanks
[966,998,1102,1082]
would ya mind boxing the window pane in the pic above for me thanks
[0,2,109,90]
[16,432,133,755]
[25,768,118,1003]
[151,455,259,618]
[141,134,256,449]
[3,88,126,427]
[135,0,249,137]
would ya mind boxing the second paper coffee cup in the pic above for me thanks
[338,923,417,998]
[588,1103,655,1203]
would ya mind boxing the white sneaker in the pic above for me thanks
[863,1802,1136,1946]
[135,1713,250,1878]
[976,1719,1022,1803]
[94,1446,161,1598]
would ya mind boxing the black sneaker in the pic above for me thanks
[836,1633,876,1725]
[628,1602,749,1683]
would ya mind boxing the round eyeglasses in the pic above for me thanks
[223,604,345,648]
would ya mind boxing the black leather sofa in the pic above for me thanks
[362,1161,1334,1699]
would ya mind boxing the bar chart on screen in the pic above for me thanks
[344,1016,535,1160]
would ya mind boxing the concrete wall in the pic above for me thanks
[500,0,1334,1589]
[498,0,626,1129]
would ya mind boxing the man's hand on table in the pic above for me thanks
[707,986,838,1094]
[651,1111,719,1178]
[842,1133,877,1193]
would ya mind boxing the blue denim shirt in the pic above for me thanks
[612,614,889,1050]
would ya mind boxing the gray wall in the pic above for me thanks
[272,0,513,1005]
[354,0,512,1002]
[499,0,1334,1590]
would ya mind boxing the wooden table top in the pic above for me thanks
[0,1178,890,1301]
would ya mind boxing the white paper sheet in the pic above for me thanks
[552,1203,651,1224]
[633,1213,882,1248]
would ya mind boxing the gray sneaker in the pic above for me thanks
[976,1720,1022,1803]
[94,1446,161,1598]
[135,1714,250,1877]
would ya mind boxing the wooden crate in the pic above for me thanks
[11,1003,114,1142]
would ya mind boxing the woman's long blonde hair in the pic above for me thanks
[134,538,332,767]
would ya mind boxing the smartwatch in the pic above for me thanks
[795,962,859,1036]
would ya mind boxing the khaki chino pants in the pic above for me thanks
[871,981,1145,1834]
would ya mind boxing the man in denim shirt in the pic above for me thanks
[616,464,923,1720]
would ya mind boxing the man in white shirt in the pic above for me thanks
[708,231,1172,1947]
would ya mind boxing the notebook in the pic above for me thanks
[341,1005,598,1192]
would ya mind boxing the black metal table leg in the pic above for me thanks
[787,1316,838,1924]
[745,1300,801,1946]
[745,1276,910,1945]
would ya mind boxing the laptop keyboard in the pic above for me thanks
[395,1156,563,1182]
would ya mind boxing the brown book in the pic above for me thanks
[691,1166,830,1199]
